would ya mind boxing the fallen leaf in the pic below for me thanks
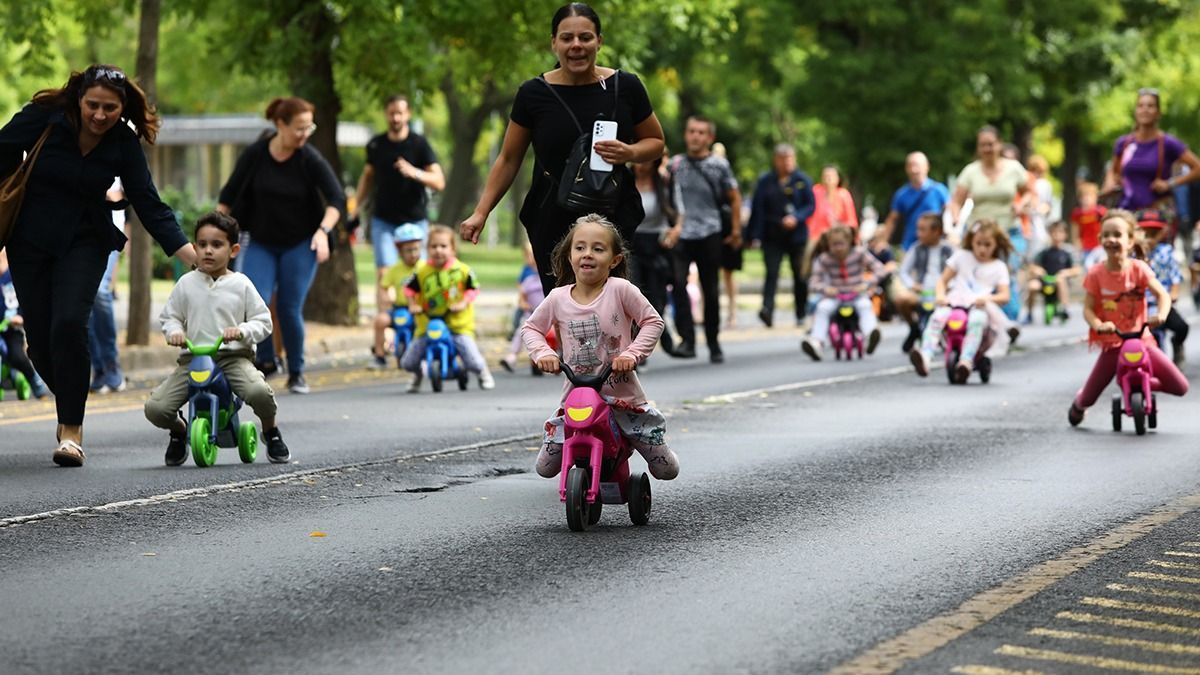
[378,566,394,572]
[142,552,157,557]
[309,531,327,538]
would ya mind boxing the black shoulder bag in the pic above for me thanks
[686,156,733,236]
[539,72,624,215]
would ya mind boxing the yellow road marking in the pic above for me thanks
[1055,611,1200,638]
[995,645,1200,674]
[1080,597,1200,619]
[951,666,1044,675]
[1107,583,1200,603]
[1147,559,1200,572]
[829,494,1200,675]
[1029,627,1200,656]
[1129,571,1200,585]
[1164,550,1200,558]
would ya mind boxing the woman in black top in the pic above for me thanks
[217,97,345,395]
[459,2,665,294]
[0,64,196,467]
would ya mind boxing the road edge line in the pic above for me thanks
[828,492,1200,674]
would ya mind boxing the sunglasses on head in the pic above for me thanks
[88,67,127,85]
[1138,87,1160,99]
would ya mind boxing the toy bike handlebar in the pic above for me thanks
[1113,324,1151,341]
[184,336,224,356]
[560,362,614,391]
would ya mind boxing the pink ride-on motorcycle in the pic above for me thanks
[829,292,865,360]
[1111,325,1158,436]
[557,362,653,532]
[941,305,994,385]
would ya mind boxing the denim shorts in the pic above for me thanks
[372,216,428,268]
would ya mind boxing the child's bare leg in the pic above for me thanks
[373,311,390,356]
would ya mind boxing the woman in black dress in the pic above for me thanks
[459,2,666,294]
[0,64,196,466]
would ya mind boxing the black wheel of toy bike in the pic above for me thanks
[430,357,443,393]
[1111,394,1122,432]
[1149,394,1157,429]
[1132,392,1146,436]
[947,349,961,384]
[566,465,590,532]
[628,472,652,526]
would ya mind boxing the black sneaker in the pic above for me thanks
[1068,402,1085,427]
[255,357,283,378]
[901,325,919,353]
[264,427,291,463]
[165,426,188,467]
[672,342,697,359]
[287,373,310,394]
[709,348,725,364]
[757,308,773,328]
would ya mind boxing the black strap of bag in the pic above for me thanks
[538,70,619,137]
[683,155,733,237]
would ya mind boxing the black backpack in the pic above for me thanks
[539,73,625,215]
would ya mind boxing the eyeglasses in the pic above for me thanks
[301,123,318,136]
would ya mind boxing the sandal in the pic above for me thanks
[52,439,85,467]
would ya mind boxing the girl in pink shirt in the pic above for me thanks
[522,214,680,480]
[1068,210,1187,426]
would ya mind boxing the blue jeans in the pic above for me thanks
[241,239,318,374]
[88,251,121,376]
[372,216,428,268]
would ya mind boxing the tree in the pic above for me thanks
[125,0,161,346]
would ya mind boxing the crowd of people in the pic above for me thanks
[0,2,1194,473]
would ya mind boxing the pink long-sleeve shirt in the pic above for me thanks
[522,277,664,407]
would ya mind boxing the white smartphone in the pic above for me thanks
[589,120,619,173]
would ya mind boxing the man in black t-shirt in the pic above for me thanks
[353,95,445,364]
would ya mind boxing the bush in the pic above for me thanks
[157,186,217,279]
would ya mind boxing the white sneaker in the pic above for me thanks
[479,370,496,390]
[407,373,422,393]
[801,337,822,362]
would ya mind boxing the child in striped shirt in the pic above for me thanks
[802,225,887,360]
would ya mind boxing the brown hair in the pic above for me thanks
[426,224,457,251]
[551,213,630,286]
[962,218,1014,261]
[1027,154,1049,175]
[810,224,857,259]
[265,97,315,124]
[32,64,161,144]
[1102,209,1146,259]
[917,212,944,233]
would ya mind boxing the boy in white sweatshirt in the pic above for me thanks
[144,212,289,465]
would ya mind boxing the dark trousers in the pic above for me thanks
[2,328,38,384]
[1152,307,1190,352]
[630,232,676,351]
[7,236,109,425]
[671,233,722,351]
[761,239,807,321]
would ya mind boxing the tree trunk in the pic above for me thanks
[437,74,509,227]
[125,0,161,346]
[291,5,357,325]
[1059,122,1082,217]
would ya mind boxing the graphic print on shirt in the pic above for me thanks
[566,314,605,372]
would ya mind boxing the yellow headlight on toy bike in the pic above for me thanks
[947,320,964,330]
[190,370,212,383]
[428,330,443,339]
[838,307,853,317]
[566,407,593,422]
[1124,351,1144,364]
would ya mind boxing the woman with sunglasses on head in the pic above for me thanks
[1101,89,1200,217]
[0,64,197,467]
[217,97,345,395]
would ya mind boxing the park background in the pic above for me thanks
[3,0,1199,337]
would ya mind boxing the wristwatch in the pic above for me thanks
[321,225,335,236]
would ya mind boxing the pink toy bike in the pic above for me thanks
[558,363,653,532]
[941,305,994,385]
[829,292,865,360]
[1110,324,1157,435]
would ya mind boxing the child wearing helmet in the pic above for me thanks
[372,223,425,368]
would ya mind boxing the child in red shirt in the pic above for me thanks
[1070,182,1108,268]
[1068,210,1187,425]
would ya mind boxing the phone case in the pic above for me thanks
[589,120,619,173]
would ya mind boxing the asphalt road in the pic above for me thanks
[2,319,1199,674]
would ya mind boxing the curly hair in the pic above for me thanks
[551,213,630,286]
[32,64,161,144]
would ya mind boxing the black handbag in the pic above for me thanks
[539,73,625,215]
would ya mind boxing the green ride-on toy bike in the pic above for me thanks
[185,338,258,467]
